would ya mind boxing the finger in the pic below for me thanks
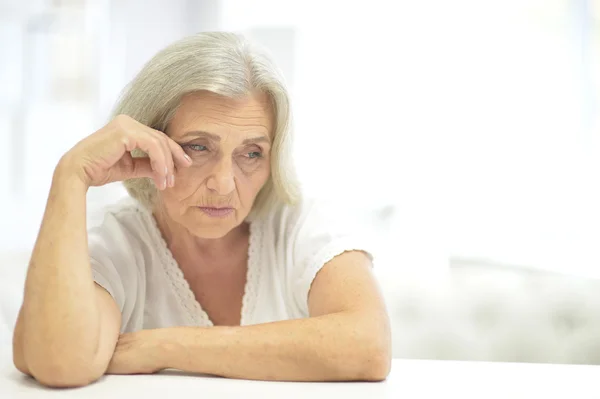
[165,137,193,169]
[143,125,191,178]
[135,124,175,184]
[113,152,151,182]
[121,151,134,169]
[128,157,154,179]
[123,137,163,188]
[126,122,174,189]
[152,132,175,188]
[136,134,168,190]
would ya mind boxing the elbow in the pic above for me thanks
[26,354,102,388]
[30,361,100,388]
[15,325,103,387]
[13,336,30,377]
[364,348,392,381]
[330,339,391,381]
[327,334,391,382]
[353,313,392,381]
[344,315,392,382]
[12,349,30,377]
[12,318,32,378]
[356,341,392,381]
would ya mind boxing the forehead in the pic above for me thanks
[168,91,274,138]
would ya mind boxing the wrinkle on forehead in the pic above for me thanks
[168,91,274,140]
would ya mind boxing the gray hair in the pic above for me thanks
[111,31,301,221]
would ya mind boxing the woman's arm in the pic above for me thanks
[13,162,121,387]
[13,115,190,387]
[109,251,392,381]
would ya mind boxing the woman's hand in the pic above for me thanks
[106,330,167,375]
[59,114,192,189]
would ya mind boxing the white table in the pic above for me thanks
[2,353,600,399]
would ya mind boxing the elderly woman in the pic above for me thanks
[12,32,391,387]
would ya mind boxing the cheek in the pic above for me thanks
[169,158,271,195]
[238,162,270,194]
[173,164,208,188]
[173,167,197,184]
[160,170,201,203]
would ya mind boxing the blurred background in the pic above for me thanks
[1,0,599,286]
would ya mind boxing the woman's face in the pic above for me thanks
[157,90,273,239]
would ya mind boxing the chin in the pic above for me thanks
[185,216,237,239]
[187,224,233,239]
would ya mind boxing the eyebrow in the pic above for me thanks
[181,130,271,145]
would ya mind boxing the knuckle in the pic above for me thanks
[151,137,164,150]
[157,133,169,146]
[144,135,158,148]
[119,135,130,148]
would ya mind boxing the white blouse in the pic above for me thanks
[88,196,374,333]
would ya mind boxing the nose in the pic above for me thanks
[206,156,235,195]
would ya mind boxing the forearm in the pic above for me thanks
[19,161,100,377]
[156,311,391,382]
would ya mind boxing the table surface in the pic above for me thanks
[2,354,600,399]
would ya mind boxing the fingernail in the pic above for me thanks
[168,174,175,187]
[162,177,167,190]
[184,154,192,164]
[164,166,168,175]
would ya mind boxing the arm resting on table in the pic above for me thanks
[12,163,121,388]
[151,251,392,381]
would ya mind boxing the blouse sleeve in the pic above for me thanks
[88,211,145,331]
[289,199,377,316]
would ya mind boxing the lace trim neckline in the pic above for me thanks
[136,204,260,327]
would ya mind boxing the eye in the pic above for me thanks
[247,151,263,159]
[186,144,207,152]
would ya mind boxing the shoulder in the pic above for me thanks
[258,196,377,315]
[89,197,147,235]
[87,197,157,258]
[259,195,374,262]
[87,197,153,322]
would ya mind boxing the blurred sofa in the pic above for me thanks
[386,260,600,364]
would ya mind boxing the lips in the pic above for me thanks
[198,207,234,217]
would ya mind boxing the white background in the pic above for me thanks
[0,0,599,280]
